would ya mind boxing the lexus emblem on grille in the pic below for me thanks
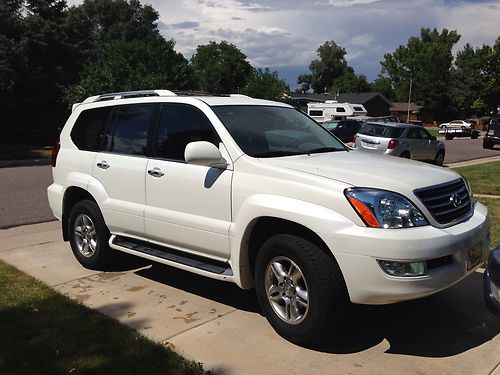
[450,193,462,208]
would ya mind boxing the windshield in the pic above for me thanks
[358,123,405,138]
[212,105,346,157]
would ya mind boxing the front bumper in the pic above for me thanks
[326,202,490,304]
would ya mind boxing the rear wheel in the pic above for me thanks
[399,151,411,159]
[255,234,348,346]
[483,141,493,149]
[68,200,111,270]
[434,150,445,166]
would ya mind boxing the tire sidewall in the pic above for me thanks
[255,235,341,344]
[68,200,110,269]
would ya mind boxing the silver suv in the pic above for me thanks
[354,122,445,165]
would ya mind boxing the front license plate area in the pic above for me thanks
[467,243,482,270]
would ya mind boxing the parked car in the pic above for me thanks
[368,116,400,123]
[323,119,363,143]
[439,120,473,130]
[483,117,500,149]
[354,122,446,165]
[48,90,489,346]
[484,246,500,316]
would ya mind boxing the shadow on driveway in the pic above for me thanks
[112,254,499,358]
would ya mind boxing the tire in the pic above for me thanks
[434,150,445,166]
[483,141,492,149]
[445,135,453,140]
[471,133,478,139]
[399,151,411,159]
[68,199,111,270]
[441,125,447,130]
[254,234,348,346]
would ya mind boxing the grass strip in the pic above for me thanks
[454,161,500,196]
[0,260,206,375]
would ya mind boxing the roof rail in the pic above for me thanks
[81,89,177,105]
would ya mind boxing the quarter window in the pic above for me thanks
[71,107,112,151]
[155,104,220,161]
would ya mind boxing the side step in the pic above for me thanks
[111,235,233,276]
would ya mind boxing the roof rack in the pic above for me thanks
[81,89,177,104]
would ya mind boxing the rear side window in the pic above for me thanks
[155,104,220,161]
[359,124,405,138]
[309,110,323,117]
[107,104,156,156]
[71,107,112,151]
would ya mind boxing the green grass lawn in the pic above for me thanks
[454,161,500,196]
[0,260,206,375]
[426,128,440,138]
[454,161,500,248]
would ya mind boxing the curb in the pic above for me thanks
[0,158,50,169]
[446,155,500,168]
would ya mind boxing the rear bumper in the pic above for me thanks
[325,202,490,304]
[47,183,63,221]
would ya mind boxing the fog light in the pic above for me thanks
[378,260,426,277]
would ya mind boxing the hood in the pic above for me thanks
[260,150,460,193]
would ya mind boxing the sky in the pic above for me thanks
[68,0,500,89]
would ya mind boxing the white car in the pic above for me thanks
[439,120,472,129]
[48,90,490,346]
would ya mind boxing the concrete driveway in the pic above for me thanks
[1,221,499,374]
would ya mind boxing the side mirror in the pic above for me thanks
[484,246,500,316]
[185,141,227,169]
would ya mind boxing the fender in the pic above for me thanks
[229,194,357,289]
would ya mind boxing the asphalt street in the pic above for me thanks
[0,165,54,228]
[443,138,500,163]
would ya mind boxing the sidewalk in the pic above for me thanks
[1,221,499,374]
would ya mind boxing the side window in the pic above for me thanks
[107,104,155,156]
[407,129,421,139]
[71,107,112,151]
[419,129,431,139]
[309,110,323,117]
[155,104,220,161]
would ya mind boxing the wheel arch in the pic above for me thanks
[62,187,97,241]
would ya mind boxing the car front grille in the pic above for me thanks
[414,178,472,224]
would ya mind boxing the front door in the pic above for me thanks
[145,103,232,260]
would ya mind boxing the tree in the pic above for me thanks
[380,28,460,121]
[297,41,349,93]
[369,76,395,102]
[191,41,252,94]
[331,67,369,93]
[65,39,196,103]
[243,68,289,101]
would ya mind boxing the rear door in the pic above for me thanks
[92,103,157,236]
[406,128,425,159]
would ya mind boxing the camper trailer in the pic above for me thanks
[307,101,367,123]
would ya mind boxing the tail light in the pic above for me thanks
[51,137,60,167]
[387,139,399,149]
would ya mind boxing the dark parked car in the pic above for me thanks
[323,119,363,143]
[483,117,500,149]
[484,246,500,316]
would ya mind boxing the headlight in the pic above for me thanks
[345,188,429,229]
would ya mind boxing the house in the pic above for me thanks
[289,92,391,117]
[390,102,421,123]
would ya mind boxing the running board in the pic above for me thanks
[110,235,233,276]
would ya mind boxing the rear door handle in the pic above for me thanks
[97,161,110,169]
[148,167,164,178]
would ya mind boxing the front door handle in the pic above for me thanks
[148,167,164,178]
[97,161,110,170]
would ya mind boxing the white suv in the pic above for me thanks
[48,90,490,345]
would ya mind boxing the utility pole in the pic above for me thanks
[407,78,412,123]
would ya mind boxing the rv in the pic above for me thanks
[307,101,367,123]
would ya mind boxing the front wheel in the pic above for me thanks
[68,200,111,270]
[255,234,348,346]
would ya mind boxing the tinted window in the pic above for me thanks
[309,110,323,117]
[336,107,346,113]
[353,106,364,111]
[107,104,155,156]
[71,107,112,151]
[359,124,405,138]
[155,104,220,161]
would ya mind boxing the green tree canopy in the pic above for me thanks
[191,41,252,94]
[243,68,289,101]
[369,76,396,102]
[65,39,196,103]
[381,28,460,120]
[331,67,369,94]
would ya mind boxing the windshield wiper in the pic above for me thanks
[306,147,343,154]
[253,150,304,158]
